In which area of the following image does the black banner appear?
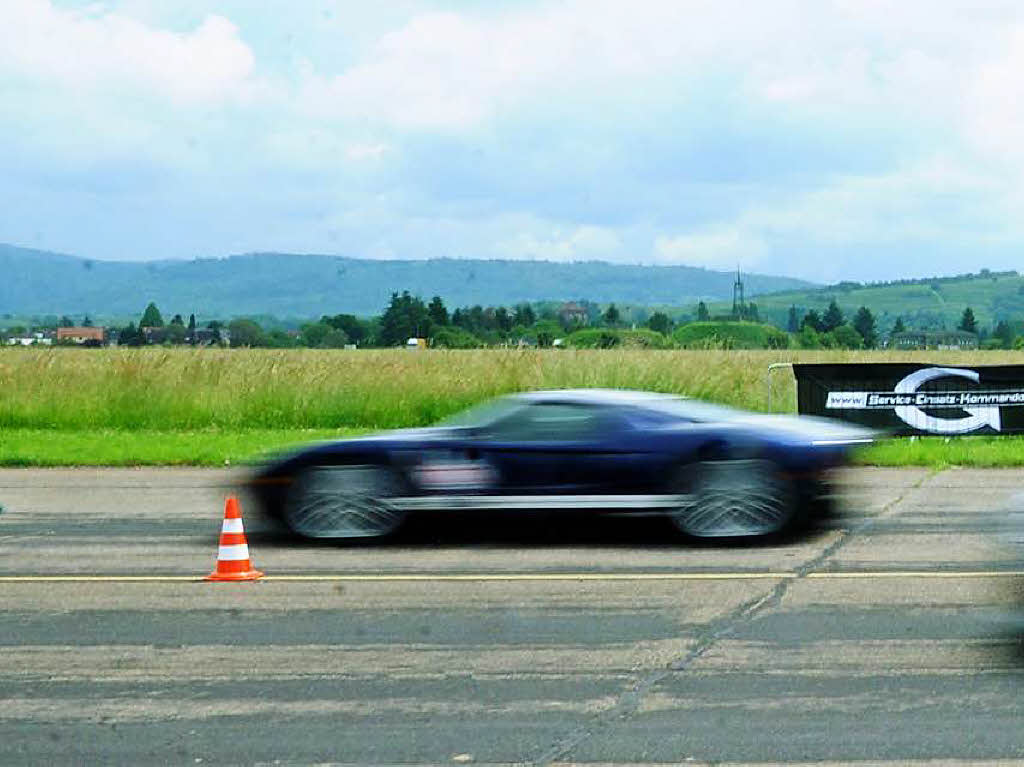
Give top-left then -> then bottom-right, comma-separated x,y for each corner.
793,363 -> 1024,436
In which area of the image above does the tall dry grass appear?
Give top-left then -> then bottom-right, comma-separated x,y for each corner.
2,347 -> 1022,430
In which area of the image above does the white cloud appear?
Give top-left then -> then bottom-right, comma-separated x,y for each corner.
0,0 -> 256,104
495,225 -> 621,261
653,160 -> 1014,280
345,142 -> 390,161
655,230 -> 767,270
294,1 -> 741,130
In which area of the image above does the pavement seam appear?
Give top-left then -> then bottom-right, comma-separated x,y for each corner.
531,469 -> 939,766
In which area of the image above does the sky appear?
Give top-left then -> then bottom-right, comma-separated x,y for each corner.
2,0 -> 1024,283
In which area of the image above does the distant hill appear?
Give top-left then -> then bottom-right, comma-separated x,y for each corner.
712,270 -> 1024,332
0,244 -> 814,318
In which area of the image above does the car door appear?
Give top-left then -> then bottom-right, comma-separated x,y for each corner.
471,401 -> 645,494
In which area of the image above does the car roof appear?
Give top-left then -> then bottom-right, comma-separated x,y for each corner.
509,388 -> 689,407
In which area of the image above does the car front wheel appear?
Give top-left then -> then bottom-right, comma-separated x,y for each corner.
284,465 -> 407,539
669,459 -> 795,538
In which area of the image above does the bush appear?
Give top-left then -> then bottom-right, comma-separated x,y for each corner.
829,324 -> 863,350
672,322 -> 789,350
564,329 -> 619,348
563,328 -> 674,349
431,327 -> 483,349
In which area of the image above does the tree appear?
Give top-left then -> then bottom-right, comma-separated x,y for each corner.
532,320 -> 561,348
264,329 -> 299,348
59,315 -> 74,327
170,314 -> 185,326
822,300 -> 844,332
187,314 -> 197,345
786,305 -> 799,333
744,303 -> 759,322
802,309 -> 824,333
82,315 -> 93,327
852,306 -> 878,349
832,324 -> 863,349
431,326 -> 482,349
322,314 -> 368,346
602,303 -> 621,327
892,316 -> 906,334
958,307 -> 977,334
228,318 -> 266,347
646,311 -> 673,335
118,322 -> 144,347
514,303 -> 536,327
205,320 -> 223,345
427,296 -> 449,327
994,320 -> 1015,349
494,306 -> 513,332
696,301 -> 710,322
796,325 -> 822,349
164,323 -> 187,345
379,291 -> 431,346
140,302 -> 164,328
302,321 -> 348,348
322,328 -> 351,348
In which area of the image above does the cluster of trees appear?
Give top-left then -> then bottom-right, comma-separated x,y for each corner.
379,293 -> 563,348
115,303 -> 222,347
783,300 -> 879,349
693,301 -> 759,323
99,294 -> 700,349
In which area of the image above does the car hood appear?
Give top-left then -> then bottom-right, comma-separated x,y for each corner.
353,426 -> 464,443
721,413 -> 878,445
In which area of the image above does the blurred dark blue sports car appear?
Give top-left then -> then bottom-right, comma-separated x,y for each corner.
247,389 -> 873,540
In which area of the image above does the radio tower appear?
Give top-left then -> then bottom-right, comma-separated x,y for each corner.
732,267 -> 746,320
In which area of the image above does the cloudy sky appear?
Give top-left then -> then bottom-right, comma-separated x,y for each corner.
3,0 -> 1024,282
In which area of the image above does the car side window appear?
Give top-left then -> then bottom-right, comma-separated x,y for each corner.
480,403 -> 613,441
623,407 -> 693,428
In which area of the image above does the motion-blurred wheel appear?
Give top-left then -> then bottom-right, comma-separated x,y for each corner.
284,465 -> 407,538
670,459 -> 795,537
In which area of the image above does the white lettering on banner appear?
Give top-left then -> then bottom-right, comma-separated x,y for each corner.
826,392 -> 868,409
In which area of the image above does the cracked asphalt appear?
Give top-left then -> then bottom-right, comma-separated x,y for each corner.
0,466 -> 1022,765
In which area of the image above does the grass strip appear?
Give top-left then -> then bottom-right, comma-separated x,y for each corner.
855,435 -> 1024,468
2,429 -> 1024,468
0,428 -> 369,467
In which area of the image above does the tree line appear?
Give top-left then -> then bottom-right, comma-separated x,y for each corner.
6,294 -> 1020,350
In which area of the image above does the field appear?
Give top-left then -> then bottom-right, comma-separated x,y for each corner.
2,346 -> 1024,466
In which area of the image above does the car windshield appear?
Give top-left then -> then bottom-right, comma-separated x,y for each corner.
638,396 -> 745,423
436,396 -> 528,428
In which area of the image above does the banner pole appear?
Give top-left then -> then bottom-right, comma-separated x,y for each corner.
766,362 -> 794,413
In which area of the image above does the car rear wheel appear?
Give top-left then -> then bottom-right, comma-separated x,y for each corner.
284,465 -> 407,539
670,459 -> 795,538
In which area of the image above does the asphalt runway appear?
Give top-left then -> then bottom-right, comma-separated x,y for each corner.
0,466 -> 1022,765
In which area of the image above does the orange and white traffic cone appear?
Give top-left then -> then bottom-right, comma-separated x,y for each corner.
206,496 -> 264,581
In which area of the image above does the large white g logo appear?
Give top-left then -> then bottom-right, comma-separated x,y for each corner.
893,367 -> 1001,434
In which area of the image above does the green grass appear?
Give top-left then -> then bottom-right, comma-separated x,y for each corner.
2,429 -> 1022,468
3,347 -> 1024,466
855,436 -> 1024,468
0,428 -> 369,467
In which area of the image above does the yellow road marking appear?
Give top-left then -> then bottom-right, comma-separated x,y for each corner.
805,570 -> 1024,579
0,570 -> 1020,583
